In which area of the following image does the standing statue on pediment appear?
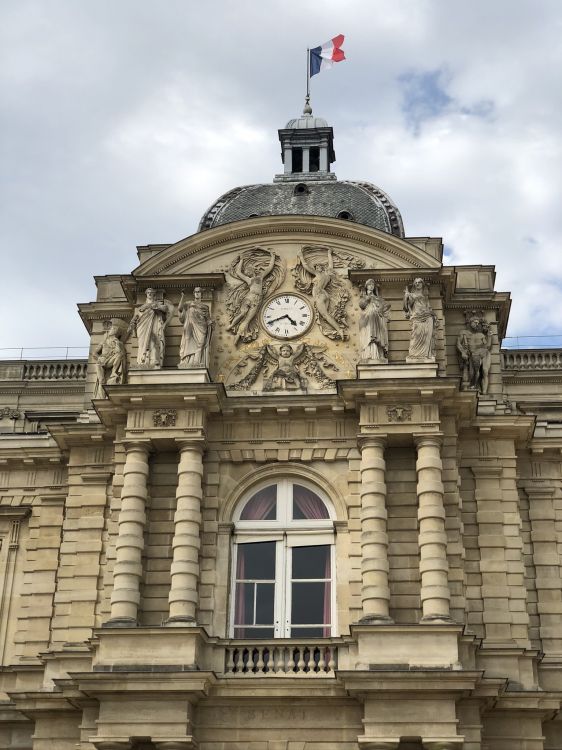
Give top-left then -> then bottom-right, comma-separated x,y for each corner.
359,279 -> 391,363
403,278 -> 437,362
127,288 -> 174,368
226,248 -> 284,344
457,310 -> 492,394
293,247 -> 363,341
93,319 -> 128,398
178,287 -> 213,369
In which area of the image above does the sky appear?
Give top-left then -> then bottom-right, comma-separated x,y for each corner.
2,0 -> 562,356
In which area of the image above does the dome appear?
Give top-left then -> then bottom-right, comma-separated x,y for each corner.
198,180 -> 404,237
285,114 -> 329,129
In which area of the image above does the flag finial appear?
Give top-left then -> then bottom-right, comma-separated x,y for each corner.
303,95 -> 312,116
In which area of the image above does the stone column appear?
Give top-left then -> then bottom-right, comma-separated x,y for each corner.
359,435 -> 392,622
107,441 -> 150,626
166,440 -> 204,625
414,434 -> 451,622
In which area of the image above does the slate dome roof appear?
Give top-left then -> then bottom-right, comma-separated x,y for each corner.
198,180 -> 405,237
285,114 -> 329,129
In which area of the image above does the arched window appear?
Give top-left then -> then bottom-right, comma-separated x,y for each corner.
231,479 -> 335,639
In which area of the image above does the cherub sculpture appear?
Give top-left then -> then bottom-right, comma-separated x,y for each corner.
226,248 -> 284,344
263,343 -> 308,392
230,342 -> 338,392
457,311 -> 492,394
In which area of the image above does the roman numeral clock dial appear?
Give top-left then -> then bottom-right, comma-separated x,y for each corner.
262,294 -> 313,339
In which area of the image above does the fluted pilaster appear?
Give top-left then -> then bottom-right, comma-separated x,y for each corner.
359,435 -> 392,623
166,440 -> 204,624
415,434 -> 451,622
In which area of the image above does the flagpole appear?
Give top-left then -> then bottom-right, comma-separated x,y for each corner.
306,47 -> 310,106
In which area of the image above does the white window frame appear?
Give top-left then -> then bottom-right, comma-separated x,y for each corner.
230,479 -> 336,639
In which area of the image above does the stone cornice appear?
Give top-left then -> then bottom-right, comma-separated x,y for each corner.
133,216 -> 443,277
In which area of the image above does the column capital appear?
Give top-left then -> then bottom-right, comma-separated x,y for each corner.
413,432 -> 443,449
358,434 -> 387,451
122,438 -> 152,454
175,438 -> 206,453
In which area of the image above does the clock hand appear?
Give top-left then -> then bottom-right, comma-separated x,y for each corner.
269,314 -> 294,325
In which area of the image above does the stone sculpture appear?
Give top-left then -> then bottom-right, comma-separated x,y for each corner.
178,287 -> 213,369
403,278 -> 437,363
358,279 -> 391,363
231,342 -> 338,392
457,310 -> 492,394
93,318 -> 128,398
127,288 -> 174,369
293,247 -> 347,340
226,248 -> 284,344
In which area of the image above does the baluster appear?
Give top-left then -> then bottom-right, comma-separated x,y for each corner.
287,648 -> 296,672
307,647 -> 316,672
256,647 -> 265,672
275,646 -> 286,673
297,647 -> 306,673
317,647 -> 326,673
226,648 -> 235,674
327,648 -> 336,672
246,647 -> 255,673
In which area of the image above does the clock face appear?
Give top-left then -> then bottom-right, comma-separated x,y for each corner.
262,294 -> 313,339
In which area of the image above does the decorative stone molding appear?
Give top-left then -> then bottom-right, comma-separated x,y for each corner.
0,407 -> 20,419
386,405 -> 412,423
153,409 -> 177,428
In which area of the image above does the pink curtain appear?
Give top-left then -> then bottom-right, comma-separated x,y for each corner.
240,486 -> 276,520
293,485 -> 329,519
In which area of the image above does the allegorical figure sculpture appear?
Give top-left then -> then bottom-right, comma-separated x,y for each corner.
127,288 -> 174,368
293,246 -> 361,340
457,311 -> 492,394
263,343 -> 308,392
359,279 -> 391,363
93,318 -> 128,398
226,248 -> 283,344
178,287 -> 213,369
403,278 -> 437,362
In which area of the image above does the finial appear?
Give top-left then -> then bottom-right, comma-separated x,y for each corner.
303,95 -> 312,116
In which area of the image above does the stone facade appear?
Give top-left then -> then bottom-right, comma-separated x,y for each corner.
1,113 -> 562,750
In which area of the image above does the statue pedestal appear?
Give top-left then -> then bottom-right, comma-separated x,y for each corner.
128,368 -> 210,385
357,363 -> 438,380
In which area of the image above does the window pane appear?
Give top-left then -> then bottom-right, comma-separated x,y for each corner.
234,627 -> 275,639
292,485 -> 329,520
234,583 -> 254,625
290,626 -> 326,638
255,583 -> 274,624
291,582 -> 327,625
238,541 -> 276,580
292,545 -> 330,580
240,486 -> 277,520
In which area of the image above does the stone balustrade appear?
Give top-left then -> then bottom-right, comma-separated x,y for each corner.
501,348 -> 562,371
23,359 -> 88,380
224,642 -> 339,676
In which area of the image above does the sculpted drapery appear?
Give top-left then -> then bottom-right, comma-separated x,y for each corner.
359,279 -> 391,363
178,287 -> 213,368
403,278 -> 437,362
128,288 -> 174,368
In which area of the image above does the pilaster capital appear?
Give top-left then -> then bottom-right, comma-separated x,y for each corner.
357,434 -> 387,451
413,432 -> 443,450
520,479 -> 556,498
470,462 -> 503,479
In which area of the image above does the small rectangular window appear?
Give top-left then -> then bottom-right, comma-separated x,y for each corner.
292,148 -> 303,172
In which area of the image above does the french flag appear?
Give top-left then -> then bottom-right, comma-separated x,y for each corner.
309,35 -> 345,77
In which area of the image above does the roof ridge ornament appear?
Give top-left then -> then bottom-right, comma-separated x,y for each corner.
303,95 -> 313,116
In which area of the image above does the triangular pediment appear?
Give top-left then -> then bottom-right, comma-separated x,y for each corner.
133,216 -> 442,277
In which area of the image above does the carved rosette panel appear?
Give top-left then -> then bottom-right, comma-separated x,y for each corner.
153,409 -> 177,428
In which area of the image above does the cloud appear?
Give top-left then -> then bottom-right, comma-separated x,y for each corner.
1,0 -> 562,353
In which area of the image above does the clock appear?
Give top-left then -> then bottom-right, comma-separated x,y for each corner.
262,294 -> 313,339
